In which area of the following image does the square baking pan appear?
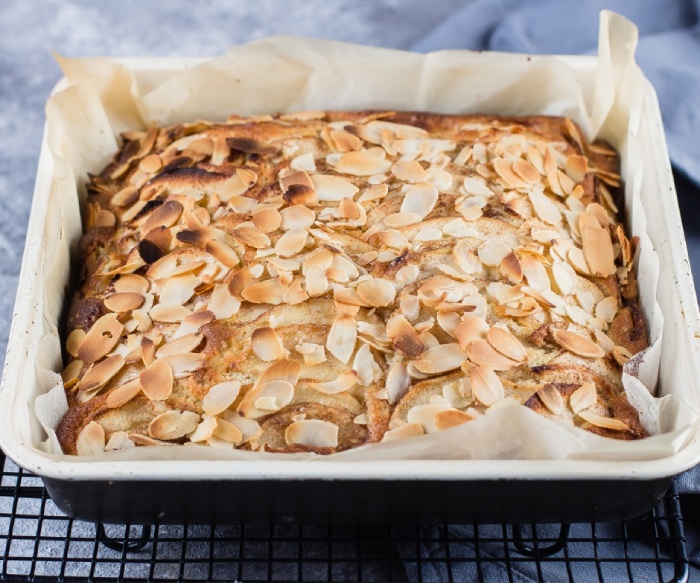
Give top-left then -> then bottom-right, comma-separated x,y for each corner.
1,52 -> 700,526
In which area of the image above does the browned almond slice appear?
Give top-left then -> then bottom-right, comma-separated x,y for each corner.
512,158 -> 541,184
550,329 -> 605,358
79,354 -> 125,394
578,410 -> 630,432
141,337 -> 156,367
105,378 -> 142,408
148,410 -> 200,440
285,419 -> 339,448
466,339 -> 520,371
283,278 -> 310,305
173,310 -> 214,339
493,158 -> 527,188
129,433 -> 175,447
149,303 -> 191,323
140,359 -> 174,401
202,380 -> 242,416
211,417 -> 244,444
104,292 -> 144,313
381,422 -> 425,442
161,352 -> 206,379
528,189 -> 561,225
254,359 -> 301,389
334,151 -> 391,176
139,153 -> 162,174
208,283 -> 241,319
76,421 -> 105,456
111,185 -> 139,207
252,207 -> 282,234
141,201 -> 183,234
241,278 -> 288,305
252,327 -> 287,361
274,228 -> 308,257
537,383 -> 565,413
94,210 -> 116,228
280,170 -> 314,191
499,252 -> 523,284
61,359 -> 83,389
78,313 -> 124,364
232,223 -> 271,250
66,329 -> 86,358
308,371 -> 358,395
238,380 -> 295,419
569,382 -> 598,413
477,240 -> 511,267
391,160 -> 431,183
486,327 -> 527,362
435,409 -> 474,431
155,333 -> 203,359
356,277 -> 396,307
330,129 -> 363,152
326,315 -> 357,364
113,274 -> 149,294
283,184 -> 318,206
454,316 -> 489,351
470,365 -> 505,406
205,240 -> 239,268
334,286 -> 371,308
565,154 -> 588,183
311,174 -> 359,201
386,313 -> 424,358
400,182 -> 438,218
413,343 -> 466,374
581,226 -> 616,277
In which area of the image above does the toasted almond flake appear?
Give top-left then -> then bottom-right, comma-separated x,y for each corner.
217,169 -> 257,200
477,239 -> 511,267
567,247 -> 591,275
137,336 -> 154,367
254,359 -> 301,390
329,128 -> 363,152
326,315 -> 357,364
499,252 -> 523,284
353,343 -> 381,386
239,380 -> 295,419
149,303 -> 191,323
512,158 -> 541,183
453,241 -> 483,274
141,200 -> 182,234
470,365 -> 505,406
528,189 -> 561,225
161,352 -> 206,379
94,210 -> 116,227
78,313 -> 124,365
148,410 -> 200,441
386,313 -> 425,358
232,223 -> 271,249
581,226 -> 616,277
290,152 -> 316,172
391,160 -> 431,182
537,384 -> 565,413
79,355 -> 126,398
493,158 -> 527,188
250,208 -> 281,234
356,277 -> 396,307
241,278 -> 288,305
520,254 -> 551,292
302,264 -> 327,297
551,329 -> 605,358
395,264 -> 420,287
208,283 -> 241,320
251,327 -> 287,361
569,382 -> 597,414
105,378 -> 142,408
333,150 -> 391,176
400,182 -> 438,218
203,240 -> 239,269
311,174 -> 359,201
595,296 -> 618,323
61,359 -> 83,389
188,417 -> 217,442
129,433 -> 174,447
381,361 -> 409,404
381,422 -> 425,441
285,419 -> 339,448
173,310 -> 214,339
202,380 -> 242,416
565,154 -> 588,183
159,272 -> 200,306
222,412 -> 263,443
295,343 -> 326,366
466,339 -> 520,371
578,410 -> 630,431
436,311 -> 462,337
413,343 -> 466,374
612,345 -> 634,366
552,262 -> 574,295
406,403 -> 452,433
274,228 -> 308,257
359,183 -> 389,203
383,212 -> 423,227
139,359 -> 174,401
155,333 -> 203,359
76,421 -> 105,456
435,409 -> 474,431
66,329 -> 86,358
113,274 -> 149,294
105,431 -> 135,451
443,218 -> 478,238
111,185 -> 139,207
309,370 -> 358,394
227,196 -> 259,214
282,278 -> 309,305
104,292 -> 144,314
486,326 -> 527,362
413,226 -> 443,242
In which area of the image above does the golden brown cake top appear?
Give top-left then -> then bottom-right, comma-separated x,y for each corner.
57,110 -> 648,456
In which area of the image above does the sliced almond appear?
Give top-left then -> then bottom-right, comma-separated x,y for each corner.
385,361 -> 411,404
486,327 -> 528,363
493,158 -> 527,188
76,421 -> 105,456
290,152 -> 317,172
311,174 -> 359,201
232,223 -> 271,249
334,151 -> 391,176
400,182 -> 438,218
173,310 -> 214,339
569,382 -> 597,413
217,168 -> 257,200
252,327 -> 287,361
283,278 -> 310,305
454,316 -> 489,351
252,208 -> 282,234
356,277 -> 396,308
578,410 -> 630,432
105,431 -> 136,451
238,380 -> 295,419
413,343 -> 466,374
391,160 -> 431,183
478,239 -> 511,267
208,283 -> 241,319
140,359 -> 174,401
204,240 -> 240,268
435,409 -> 474,431
386,313 -> 425,358
581,226 -> 616,277
105,378 -> 142,408
241,278 -> 287,305
466,339 -> 520,371
305,264 -> 329,297
78,313 -> 124,365
537,383 -> 565,413
550,329 -> 605,358
149,303 -> 191,323
330,129 -> 363,152
222,412 -> 263,444
155,333 -> 203,359
66,329 -> 86,358
499,252 -> 523,284
104,292 -> 144,313
280,170 -> 314,191
161,352 -> 206,379
79,354 -> 125,394
470,365 -> 505,406
141,200 -> 183,234
202,380 -> 242,416
254,359 -> 301,389
612,345 -> 634,366
61,359 -> 83,389
528,189 -> 561,225
295,343 -> 326,366
512,158 -> 541,184
520,255 -> 551,292
274,228 -> 308,258
381,422 -> 425,442
148,410 -> 200,441
326,315 -> 357,364
309,370 -> 358,394
114,274 -> 149,294
283,184 -> 318,206
285,419 -> 339,448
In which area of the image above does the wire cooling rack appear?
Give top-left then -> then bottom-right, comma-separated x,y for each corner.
0,451 -> 689,582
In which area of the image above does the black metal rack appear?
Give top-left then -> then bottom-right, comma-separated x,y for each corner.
0,452 -> 689,582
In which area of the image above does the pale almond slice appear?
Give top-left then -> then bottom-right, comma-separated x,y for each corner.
413,343 -> 466,374
173,310 -> 214,339
326,315 -> 357,364
512,158 -> 541,184
466,339 -> 520,371
114,274 -> 149,294
79,354 -> 125,394
381,422 -> 425,442
211,417 -> 244,443
333,151 -> 391,176
66,329 -> 86,358
283,278 -> 310,305
477,239 -> 511,267
520,255 -> 551,292
356,277 -> 396,307
252,327 -> 287,361
330,129 -> 363,152
486,327 -> 527,363
550,329 -> 605,358
285,419 -> 339,448
528,189 -> 562,225
105,431 -> 136,451
295,343 -> 326,366
595,296 -> 618,323
208,283 -> 241,319
383,212 -> 423,227
499,252 -> 523,284
148,410 -> 200,441
159,273 -> 199,306
537,383 -> 565,413
155,333 -> 203,359
205,240 -> 240,269
470,365 -> 505,406
385,361 -> 411,404
358,183 -> 389,203
129,434 -> 174,447
454,316 -> 489,351
222,412 -> 263,444
406,403 -> 452,433
161,352 -> 206,379
400,182 -> 438,218
578,410 -> 630,432
61,359 -> 83,389
552,262 -> 574,295
76,421 -> 105,456
453,241 -> 483,274
238,380 -> 295,419
149,303 -> 191,323
290,152 -> 316,172
386,313 -> 425,358
232,223 -> 271,249
567,247 -> 591,275
569,382 -> 598,413
308,370 -> 358,394
612,345 -> 634,366
253,359 -> 301,389
202,381 -> 242,416
78,313 -> 124,364
228,196 -> 259,214
252,207 -> 282,234
274,228 -> 308,257
581,226 -> 616,277
104,292 -> 144,313
566,154 -> 588,183
391,160 -> 431,183
140,359 -> 174,401
436,311 -> 461,337
188,417 -> 217,442
311,174 -> 359,201
105,378 -> 142,408
241,278 -> 288,305
217,168 -> 258,200
305,264 -> 329,297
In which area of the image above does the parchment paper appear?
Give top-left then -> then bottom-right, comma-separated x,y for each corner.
32,11 -> 700,462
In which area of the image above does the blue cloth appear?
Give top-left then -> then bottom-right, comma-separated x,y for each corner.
410,0 -> 700,186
